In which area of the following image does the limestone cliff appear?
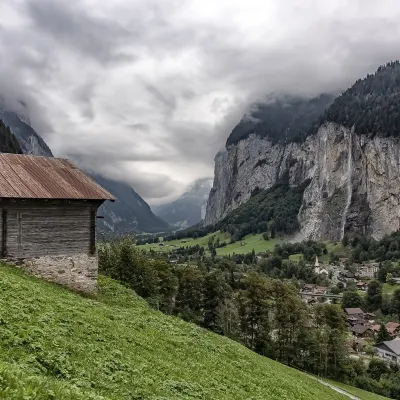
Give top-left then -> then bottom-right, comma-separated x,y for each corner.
205,122 -> 400,241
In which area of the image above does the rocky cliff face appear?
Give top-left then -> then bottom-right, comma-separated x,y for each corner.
205,122 -> 400,241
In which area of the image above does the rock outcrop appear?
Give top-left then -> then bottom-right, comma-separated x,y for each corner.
205,122 -> 400,241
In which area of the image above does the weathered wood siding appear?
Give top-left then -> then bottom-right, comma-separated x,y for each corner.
5,202 -> 96,258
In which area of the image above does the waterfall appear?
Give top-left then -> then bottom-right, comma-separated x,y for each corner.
341,130 -> 353,238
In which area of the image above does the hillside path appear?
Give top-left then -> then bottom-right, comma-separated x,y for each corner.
316,378 -> 360,400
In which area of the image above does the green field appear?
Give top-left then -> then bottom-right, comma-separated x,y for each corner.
138,230 -> 230,252
383,282 -> 400,294
137,231 -> 283,256
0,264 -> 373,399
325,379 -> 390,400
137,232 -> 349,262
217,233 -> 282,255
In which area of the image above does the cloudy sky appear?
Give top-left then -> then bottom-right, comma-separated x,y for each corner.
1,0 -> 400,204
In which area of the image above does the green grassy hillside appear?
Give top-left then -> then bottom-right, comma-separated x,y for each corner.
323,379 -> 390,400
0,265 -> 374,400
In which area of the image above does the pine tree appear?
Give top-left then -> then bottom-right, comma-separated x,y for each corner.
376,324 -> 391,343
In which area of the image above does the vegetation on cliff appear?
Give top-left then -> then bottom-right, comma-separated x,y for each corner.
314,61 -> 400,137
216,177 -> 311,241
0,119 -> 22,154
226,93 -> 334,146
226,61 -> 400,150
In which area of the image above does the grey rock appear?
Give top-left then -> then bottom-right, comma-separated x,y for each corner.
205,122 -> 400,241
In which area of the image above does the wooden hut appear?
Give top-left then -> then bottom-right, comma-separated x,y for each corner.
0,153 -> 115,291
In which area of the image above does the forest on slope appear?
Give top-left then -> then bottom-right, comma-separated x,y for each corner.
312,61 -> 400,137
226,61 -> 400,149
226,93 -> 334,146
0,119 -> 22,154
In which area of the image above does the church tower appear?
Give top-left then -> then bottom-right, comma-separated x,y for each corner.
314,255 -> 320,274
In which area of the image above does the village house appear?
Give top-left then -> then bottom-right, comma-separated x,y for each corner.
356,264 -> 379,279
339,270 -> 355,281
386,322 -> 400,338
299,284 -> 341,304
375,338 -> 400,364
345,308 -> 364,318
356,281 -> 368,291
345,308 -> 367,326
0,154 -> 114,292
349,324 -> 374,339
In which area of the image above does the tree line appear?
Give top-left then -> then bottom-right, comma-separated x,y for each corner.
312,61 -> 400,138
0,119 -> 22,154
98,238 -> 400,398
343,231 -> 400,263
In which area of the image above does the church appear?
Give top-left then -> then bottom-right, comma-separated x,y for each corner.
314,256 -> 328,276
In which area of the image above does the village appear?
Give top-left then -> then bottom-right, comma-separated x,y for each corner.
299,256 -> 400,365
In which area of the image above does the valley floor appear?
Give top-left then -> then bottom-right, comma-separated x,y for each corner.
138,231 -> 284,256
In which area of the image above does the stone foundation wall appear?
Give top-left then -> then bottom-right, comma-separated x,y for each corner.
13,253 -> 98,292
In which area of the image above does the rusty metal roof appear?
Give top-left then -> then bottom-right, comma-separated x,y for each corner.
0,154 -> 115,201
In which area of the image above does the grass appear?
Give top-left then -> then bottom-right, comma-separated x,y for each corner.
0,264 -> 367,400
137,231 -> 283,256
324,379 -> 390,400
137,232 -> 349,264
289,253 -> 303,262
216,234 -> 282,256
382,283 -> 400,295
137,230 -> 230,253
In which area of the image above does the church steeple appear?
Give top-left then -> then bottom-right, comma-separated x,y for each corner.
314,256 -> 320,274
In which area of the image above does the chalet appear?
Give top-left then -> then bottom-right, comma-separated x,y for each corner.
344,308 -> 364,318
0,154 -> 114,292
349,324 -> 374,339
375,338 -> 400,364
356,281 -> 368,291
386,322 -> 400,337
340,270 -> 355,279
353,337 -> 367,353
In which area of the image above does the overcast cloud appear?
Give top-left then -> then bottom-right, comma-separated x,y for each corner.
1,0 -> 400,204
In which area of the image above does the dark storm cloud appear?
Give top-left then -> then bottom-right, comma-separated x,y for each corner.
2,0 -> 400,203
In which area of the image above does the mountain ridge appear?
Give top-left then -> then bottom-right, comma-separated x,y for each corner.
91,174 -> 171,234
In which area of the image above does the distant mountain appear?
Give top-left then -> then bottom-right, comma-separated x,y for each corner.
0,108 -> 53,156
154,178 -> 213,229
0,104 -> 169,235
91,175 -> 171,235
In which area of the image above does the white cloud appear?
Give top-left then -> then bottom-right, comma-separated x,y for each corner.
1,0 -> 400,204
